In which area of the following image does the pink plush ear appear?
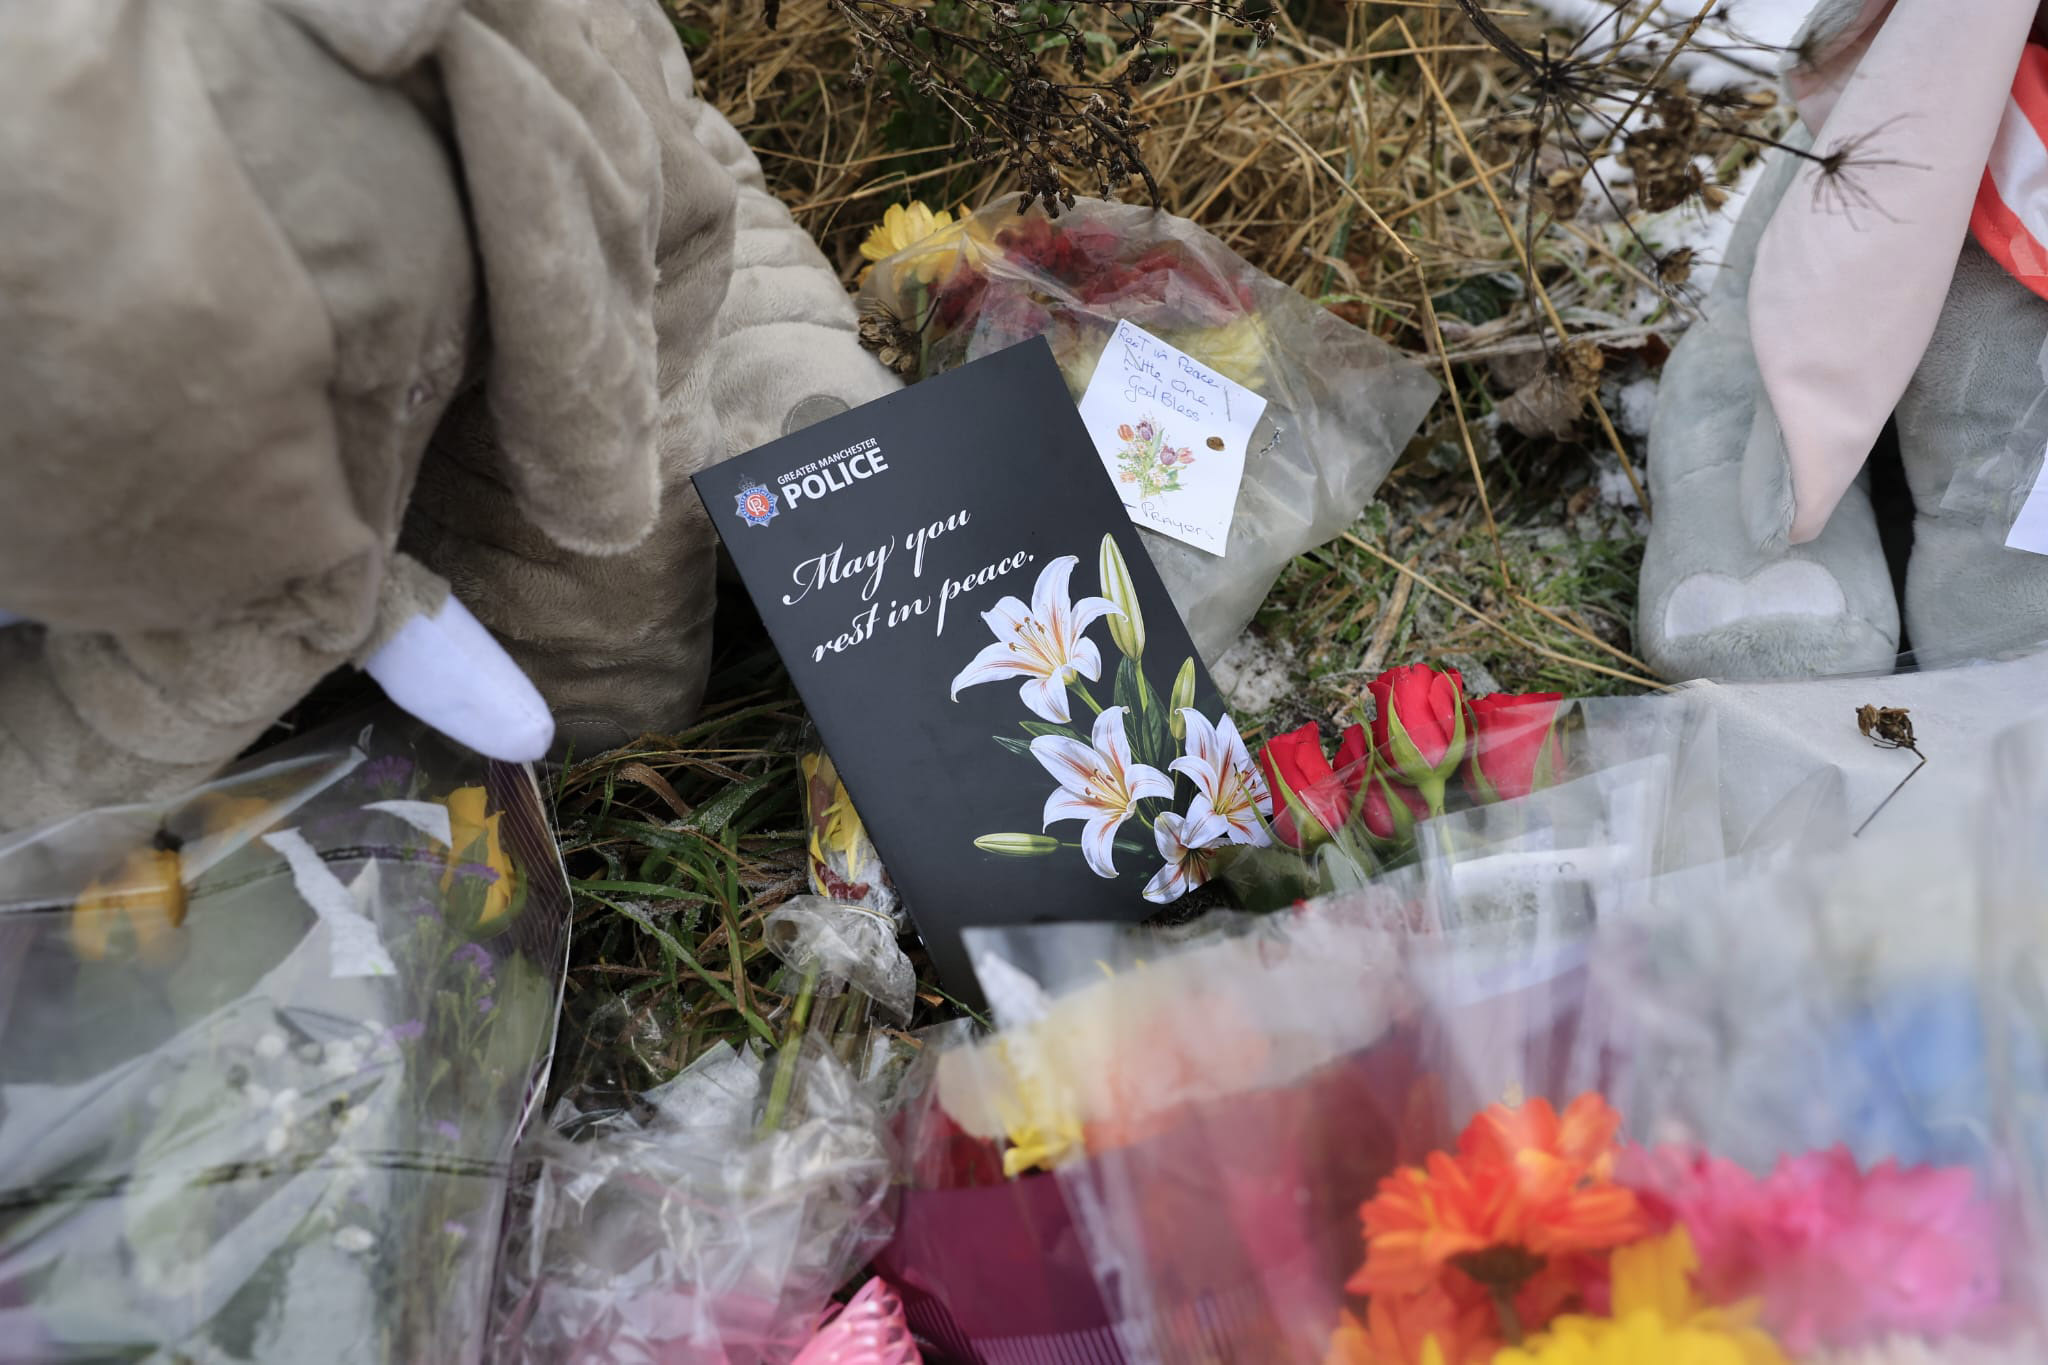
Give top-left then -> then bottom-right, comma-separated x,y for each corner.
1749,0 -> 2038,545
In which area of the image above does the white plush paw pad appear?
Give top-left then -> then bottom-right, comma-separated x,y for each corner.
1662,560 -> 1849,640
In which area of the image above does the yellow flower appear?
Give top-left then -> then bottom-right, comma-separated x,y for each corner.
859,200 -> 963,284
441,786 -> 518,931
801,752 -> 867,866
1493,1230 -> 1788,1365
990,1035 -> 1085,1177
1175,315 -> 1269,388
68,792 -> 280,965
70,842 -> 186,966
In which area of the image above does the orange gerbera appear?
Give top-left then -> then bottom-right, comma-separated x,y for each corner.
1326,1284 -> 1500,1365
1349,1094 -> 1651,1303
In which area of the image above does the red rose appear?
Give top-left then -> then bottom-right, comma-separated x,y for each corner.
1367,665 -> 1469,804
1465,692 -> 1566,803
1362,765 -> 1429,843
1257,721 -> 1369,849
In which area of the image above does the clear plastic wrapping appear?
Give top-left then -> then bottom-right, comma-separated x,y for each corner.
0,711 -> 570,1362
913,672 -> 2048,1363
859,197 -> 1440,664
489,1036 -> 896,1365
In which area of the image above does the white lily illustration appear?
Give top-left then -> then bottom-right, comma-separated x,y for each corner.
1143,794 -> 1231,903
950,555 -> 1120,724
1169,708 -> 1273,846
1032,706 -> 1173,878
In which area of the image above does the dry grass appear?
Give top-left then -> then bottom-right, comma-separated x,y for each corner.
548,0 -> 1766,1094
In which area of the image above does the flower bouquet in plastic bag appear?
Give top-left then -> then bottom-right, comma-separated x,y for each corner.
1307,786 -> 2045,1365
874,882 -> 1425,1364
0,710 -> 570,1362
1230,662 -> 1724,909
857,197 -> 1439,662
487,730 -> 918,1365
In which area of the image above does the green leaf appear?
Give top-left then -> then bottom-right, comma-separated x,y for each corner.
1112,657 -> 1170,769
1019,721 -> 1082,741
681,770 -> 783,841
994,735 -> 1035,758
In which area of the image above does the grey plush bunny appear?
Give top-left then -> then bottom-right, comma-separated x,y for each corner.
1638,0 -> 2048,680
0,0 -> 896,830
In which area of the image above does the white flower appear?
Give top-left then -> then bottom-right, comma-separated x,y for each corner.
255,1031 -> 288,1061
269,1087 -> 300,1116
950,555 -> 1119,724
1032,707 -> 1173,878
1143,795 -> 1232,903
264,1126 -> 290,1156
242,1082 -> 273,1110
323,1042 -> 361,1077
1169,708 -> 1272,846
333,1225 -> 374,1254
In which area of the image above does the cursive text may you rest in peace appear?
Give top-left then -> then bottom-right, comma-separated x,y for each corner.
779,509 -> 1034,662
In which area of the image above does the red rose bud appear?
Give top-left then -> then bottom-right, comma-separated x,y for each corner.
1257,721 -> 1368,849
1367,664 -> 1469,806
1362,763 -> 1429,844
1465,692 -> 1566,803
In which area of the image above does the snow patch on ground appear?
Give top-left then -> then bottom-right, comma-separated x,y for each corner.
1519,0 -> 1810,91
1212,633 -> 1299,716
1617,375 -> 1661,440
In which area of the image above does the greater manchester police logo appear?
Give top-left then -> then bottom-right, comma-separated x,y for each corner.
734,484 -> 779,527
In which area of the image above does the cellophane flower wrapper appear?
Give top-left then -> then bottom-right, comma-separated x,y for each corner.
1554,773 -> 2042,1360
1231,689 -> 1725,908
912,879 -> 1435,1364
1981,714 -> 2048,1333
488,1034 -> 896,1365
0,711 -> 570,1363
858,197 -> 1439,663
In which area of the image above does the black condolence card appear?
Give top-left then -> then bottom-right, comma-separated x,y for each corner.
694,339 -> 1249,1003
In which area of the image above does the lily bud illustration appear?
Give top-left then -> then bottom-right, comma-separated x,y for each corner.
1098,533 -> 1145,660
1168,657 -> 1197,739
1367,664 -> 1468,812
974,832 -> 1061,857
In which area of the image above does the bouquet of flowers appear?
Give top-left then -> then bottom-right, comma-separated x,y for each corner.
0,712 -> 569,1362
893,679 -> 2048,1365
858,196 -> 1438,664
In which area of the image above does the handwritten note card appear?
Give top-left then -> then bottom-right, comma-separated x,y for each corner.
1076,319 -> 1268,556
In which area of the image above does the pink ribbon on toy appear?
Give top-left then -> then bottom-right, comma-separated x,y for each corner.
1749,0 -> 2039,544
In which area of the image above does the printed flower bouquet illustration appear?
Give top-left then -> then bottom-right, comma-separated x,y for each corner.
1111,417 -> 1197,499
952,535 -> 1269,903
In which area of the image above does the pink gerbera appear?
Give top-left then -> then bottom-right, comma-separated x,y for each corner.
1623,1144 -> 2004,1354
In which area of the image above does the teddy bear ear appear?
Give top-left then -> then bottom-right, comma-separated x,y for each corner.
362,594 -> 555,764
1785,0 -> 1898,129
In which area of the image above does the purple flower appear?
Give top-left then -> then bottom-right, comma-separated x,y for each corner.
1135,419 -> 1156,442
476,997 -> 495,1016
443,1220 -> 469,1242
385,1019 -> 425,1045
452,943 -> 495,981
432,1119 -> 461,1142
453,862 -> 500,886
358,756 -> 415,791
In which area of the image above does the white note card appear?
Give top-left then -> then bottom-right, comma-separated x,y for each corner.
2006,446 -> 2048,555
1076,319 -> 1268,556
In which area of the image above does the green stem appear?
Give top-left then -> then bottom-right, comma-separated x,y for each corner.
1071,681 -> 1105,716
1491,1283 -> 1524,1347
759,959 -> 822,1135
